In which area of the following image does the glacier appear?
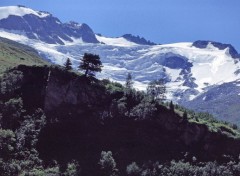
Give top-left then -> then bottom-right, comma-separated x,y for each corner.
0,29 -> 239,104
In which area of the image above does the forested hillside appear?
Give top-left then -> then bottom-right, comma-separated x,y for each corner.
1,65 -> 240,176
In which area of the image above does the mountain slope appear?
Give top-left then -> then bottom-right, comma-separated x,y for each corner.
0,36 -> 48,73
183,79 -> 240,124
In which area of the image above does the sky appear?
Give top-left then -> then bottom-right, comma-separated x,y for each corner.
1,0 -> 240,50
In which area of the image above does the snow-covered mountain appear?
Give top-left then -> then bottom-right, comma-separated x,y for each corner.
0,5 -> 239,122
0,5 -> 98,44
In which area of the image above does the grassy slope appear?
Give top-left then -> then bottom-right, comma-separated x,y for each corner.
173,106 -> 240,139
0,37 -> 49,73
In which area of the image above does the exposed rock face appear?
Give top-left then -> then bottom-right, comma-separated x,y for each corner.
43,67 -> 109,119
14,65 -> 108,117
63,22 -> 99,43
161,55 -> 192,69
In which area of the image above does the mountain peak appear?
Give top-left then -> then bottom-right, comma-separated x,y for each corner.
0,5 -> 50,20
0,6 -> 99,45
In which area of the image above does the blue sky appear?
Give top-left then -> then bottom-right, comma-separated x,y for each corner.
1,0 -> 240,50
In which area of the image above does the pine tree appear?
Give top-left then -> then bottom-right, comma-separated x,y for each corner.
183,111 -> 188,121
125,73 -> 133,92
79,53 -> 102,76
64,58 -> 72,71
169,101 -> 174,112
124,73 -> 134,116
147,79 -> 166,102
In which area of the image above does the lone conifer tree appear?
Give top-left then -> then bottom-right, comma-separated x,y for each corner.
147,79 -> 166,102
125,73 -> 134,91
79,53 -> 102,76
64,58 -> 72,71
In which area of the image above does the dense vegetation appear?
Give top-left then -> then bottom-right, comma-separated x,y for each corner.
0,64 -> 240,175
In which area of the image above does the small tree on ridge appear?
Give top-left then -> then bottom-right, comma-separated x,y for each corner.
64,58 -> 72,71
79,53 -> 102,77
125,73 -> 134,94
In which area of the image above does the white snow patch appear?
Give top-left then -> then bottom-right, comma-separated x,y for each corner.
56,21 -> 61,25
33,33 -> 39,39
61,37 -> 84,46
96,35 -> 138,47
189,95 -> 196,101
0,29 -> 28,42
134,81 -> 147,91
161,42 -> 193,48
32,43 -> 67,65
206,42 -> 220,51
164,67 -> 182,82
0,6 -> 49,20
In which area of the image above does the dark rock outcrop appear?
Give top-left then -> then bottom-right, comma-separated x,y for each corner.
160,53 -> 192,69
122,34 -> 156,45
